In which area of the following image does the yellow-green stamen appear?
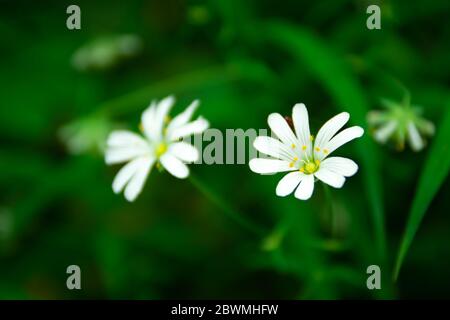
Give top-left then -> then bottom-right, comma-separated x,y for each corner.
300,159 -> 320,174
155,143 -> 168,157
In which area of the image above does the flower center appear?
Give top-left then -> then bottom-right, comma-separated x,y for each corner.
155,142 -> 167,157
300,160 -> 320,174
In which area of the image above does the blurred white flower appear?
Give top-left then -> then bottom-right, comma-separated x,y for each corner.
249,104 -> 364,201
105,96 -> 209,202
59,114 -> 112,155
367,97 -> 435,152
72,34 -> 143,71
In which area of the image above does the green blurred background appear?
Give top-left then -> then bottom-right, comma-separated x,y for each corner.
1,0 -> 450,299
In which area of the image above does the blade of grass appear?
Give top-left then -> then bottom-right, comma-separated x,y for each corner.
265,21 -> 387,265
393,105 -> 450,280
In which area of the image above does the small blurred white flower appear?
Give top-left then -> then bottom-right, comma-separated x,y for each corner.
59,114 -> 112,155
249,104 -> 364,201
72,34 -> 143,72
367,97 -> 435,152
105,96 -> 209,202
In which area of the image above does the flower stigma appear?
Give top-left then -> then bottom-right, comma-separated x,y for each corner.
155,142 -> 168,157
300,159 -> 321,174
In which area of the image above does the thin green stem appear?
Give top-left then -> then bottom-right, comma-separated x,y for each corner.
189,173 -> 266,236
322,183 -> 336,238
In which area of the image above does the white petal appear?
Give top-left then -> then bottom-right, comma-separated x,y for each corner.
374,121 -> 397,143
142,96 -> 175,141
314,168 -> 345,189
112,157 -> 153,194
294,174 -> 315,200
106,130 -> 147,147
407,122 -> 424,152
168,142 -> 199,163
315,112 -> 350,149
166,100 -> 199,137
367,110 -> 388,126
141,100 -> 157,140
249,158 -> 293,174
160,153 -> 189,178
168,117 -> 209,141
417,119 -> 435,136
124,157 -> 154,202
321,126 -> 364,158
105,145 -> 149,165
276,171 -> 304,197
253,136 -> 297,161
267,113 -> 298,148
292,103 -> 312,155
320,157 -> 358,177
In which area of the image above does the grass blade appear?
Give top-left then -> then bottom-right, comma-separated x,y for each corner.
394,106 -> 450,280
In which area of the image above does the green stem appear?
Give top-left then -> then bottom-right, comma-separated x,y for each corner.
322,184 -> 336,238
189,173 -> 266,236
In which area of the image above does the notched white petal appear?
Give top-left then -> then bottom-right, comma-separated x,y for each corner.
107,130 -> 147,147
160,153 -> 190,179
374,121 -> 397,144
124,158 -> 154,202
314,168 -> 345,189
267,113 -> 298,147
294,174 -> 315,200
276,171 -> 304,197
253,136 -> 296,161
168,142 -> 199,163
324,126 -> 364,156
292,103 -> 311,151
321,157 -> 358,177
407,122 -> 424,152
166,99 -> 200,136
169,117 -> 209,141
157,95 -> 176,113
112,157 -> 154,199
315,112 -> 350,149
141,100 -> 158,140
105,145 -> 149,165
249,158 -> 293,175
142,96 -> 175,141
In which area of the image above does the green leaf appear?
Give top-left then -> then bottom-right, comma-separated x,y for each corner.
265,21 -> 387,264
394,106 -> 450,280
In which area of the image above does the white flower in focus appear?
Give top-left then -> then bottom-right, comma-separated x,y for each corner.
249,104 -> 364,201
367,97 -> 435,152
105,96 -> 209,201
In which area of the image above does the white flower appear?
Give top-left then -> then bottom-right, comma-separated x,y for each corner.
367,97 -> 435,152
105,96 -> 209,201
59,113 -> 112,155
72,34 -> 143,72
249,104 -> 364,201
